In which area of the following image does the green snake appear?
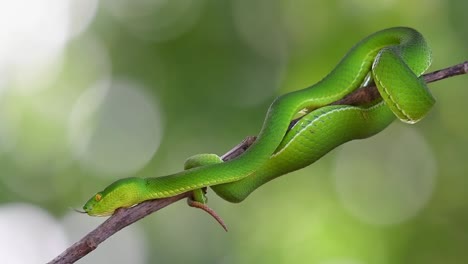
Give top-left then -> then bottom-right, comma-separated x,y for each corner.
83,27 -> 435,224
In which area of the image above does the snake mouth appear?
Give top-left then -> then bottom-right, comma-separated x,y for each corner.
70,207 -> 87,214
71,206 -> 112,216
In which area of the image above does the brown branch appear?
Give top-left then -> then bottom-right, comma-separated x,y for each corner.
332,61 -> 468,106
49,193 -> 189,264
48,61 -> 467,264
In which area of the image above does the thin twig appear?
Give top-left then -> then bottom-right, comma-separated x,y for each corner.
48,61 -> 468,264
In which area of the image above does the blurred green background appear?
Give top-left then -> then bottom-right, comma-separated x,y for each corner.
0,0 -> 467,263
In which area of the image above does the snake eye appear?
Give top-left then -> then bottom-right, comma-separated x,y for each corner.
95,193 -> 102,202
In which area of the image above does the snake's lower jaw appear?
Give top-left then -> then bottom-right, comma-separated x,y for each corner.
88,211 -> 114,217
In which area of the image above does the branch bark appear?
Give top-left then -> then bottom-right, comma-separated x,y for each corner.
48,61 -> 468,264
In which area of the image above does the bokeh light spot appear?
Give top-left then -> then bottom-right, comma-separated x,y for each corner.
68,79 -> 163,176
102,0 -> 204,42
232,0 -> 289,62
61,212 -> 147,264
0,0 -> 69,95
0,203 -> 68,264
333,124 -> 437,225
67,0 -> 99,38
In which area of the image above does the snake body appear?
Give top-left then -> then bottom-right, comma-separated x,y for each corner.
83,27 -> 434,216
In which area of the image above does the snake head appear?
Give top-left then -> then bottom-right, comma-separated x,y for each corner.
83,177 -> 146,216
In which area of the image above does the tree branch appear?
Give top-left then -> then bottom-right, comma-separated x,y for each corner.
331,61 -> 468,106
48,61 -> 467,264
